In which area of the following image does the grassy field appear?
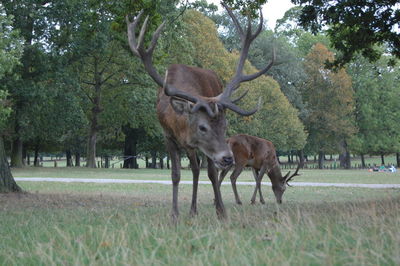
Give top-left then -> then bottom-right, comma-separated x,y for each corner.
1,168 -> 400,265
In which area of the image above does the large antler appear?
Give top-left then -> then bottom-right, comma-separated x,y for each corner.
126,11 -> 215,117
217,2 -> 276,116
283,162 -> 301,187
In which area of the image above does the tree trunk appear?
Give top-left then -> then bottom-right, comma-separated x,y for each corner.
104,155 -> 110,168
122,126 -> 139,169
380,153 -> 385,165
360,154 -> 366,168
150,151 -> 157,168
167,155 -> 170,169
396,152 -> 400,168
86,58 -> 103,168
145,156 -> 149,168
33,142 -> 40,166
66,150 -> 72,167
86,128 -> 97,168
75,152 -> 81,167
10,137 -> 24,168
22,145 -> 27,166
298,150 -> 305,168
339,140 -> 351,169
159,155 -> 164,169
0,136 -> 21,193
318,151 -> 324,169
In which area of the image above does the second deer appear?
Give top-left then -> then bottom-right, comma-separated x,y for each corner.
219,134 -> 300,205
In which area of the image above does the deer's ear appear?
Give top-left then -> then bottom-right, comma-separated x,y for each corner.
170,97 -> 193,115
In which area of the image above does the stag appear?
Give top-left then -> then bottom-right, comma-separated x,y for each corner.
218,134 -> 300,205
126,3 -> 275,219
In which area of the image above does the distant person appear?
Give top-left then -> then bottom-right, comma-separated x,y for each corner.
389,165 -> 397,173
379,165 -> 386,172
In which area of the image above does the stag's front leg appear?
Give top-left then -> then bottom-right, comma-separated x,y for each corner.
187,150 -> 200,216
208,157 -> 226,219
166,138 -> 181,220
218,164 -> 233,188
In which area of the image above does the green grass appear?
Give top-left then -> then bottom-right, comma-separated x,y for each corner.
12,166 -> 400,184
1,181 -> 400,265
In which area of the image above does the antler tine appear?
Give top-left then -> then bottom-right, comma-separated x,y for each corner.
221,2 -> 244,38
285,163 -> 302,186
136,15 -> 149,53
217,2 -> 274,116
126,11 -> 144,57
231,89 -> 249,103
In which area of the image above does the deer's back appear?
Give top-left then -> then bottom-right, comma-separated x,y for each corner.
228,134 -> 278,170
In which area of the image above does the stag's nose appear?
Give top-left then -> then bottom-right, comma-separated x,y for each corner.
223,156 -> 234,166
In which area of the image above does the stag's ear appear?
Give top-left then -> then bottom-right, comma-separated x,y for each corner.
170,97 -> 193,115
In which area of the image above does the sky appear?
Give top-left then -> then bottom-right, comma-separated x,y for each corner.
205,0 -> 295,30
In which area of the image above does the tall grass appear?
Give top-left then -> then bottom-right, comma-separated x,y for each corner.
1,182 -> 399,265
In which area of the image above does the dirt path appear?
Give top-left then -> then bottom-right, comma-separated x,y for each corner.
14,177 -> 400,189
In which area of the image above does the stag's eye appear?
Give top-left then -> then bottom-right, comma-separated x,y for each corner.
198,125 -> 208,133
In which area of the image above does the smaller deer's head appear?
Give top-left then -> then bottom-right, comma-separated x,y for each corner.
271,164 -> 301,203
171,98 -> 233,169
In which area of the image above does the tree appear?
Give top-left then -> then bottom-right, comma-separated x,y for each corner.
302,43 -> 356,168
348,55 -> 400,167
292,0 -> 400,67
0,6 -> 23,192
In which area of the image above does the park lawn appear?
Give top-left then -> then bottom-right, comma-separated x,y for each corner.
11,166 -> 400,184
1,181 -> 399,265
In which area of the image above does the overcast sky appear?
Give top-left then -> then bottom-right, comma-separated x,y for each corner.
205,0 -> 295,30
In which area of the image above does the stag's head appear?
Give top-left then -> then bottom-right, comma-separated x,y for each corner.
126,3 -> 275,169
170,98 -> 234,168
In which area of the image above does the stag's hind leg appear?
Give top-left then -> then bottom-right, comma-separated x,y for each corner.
187,150 -> 200,217
166,138 -> 181,220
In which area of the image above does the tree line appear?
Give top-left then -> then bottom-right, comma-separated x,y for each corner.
0,0 -> 399,190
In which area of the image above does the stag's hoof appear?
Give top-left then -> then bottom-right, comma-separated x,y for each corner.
250,200 -> 256,205
260,200 -> 266,204
236,200 -> 242,205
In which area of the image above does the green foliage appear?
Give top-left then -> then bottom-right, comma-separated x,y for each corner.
222,0 -> 267,18
348,55 -> 400,155
0,8 -> 23,78
0,7 -> 22,129
302,43 -> 356,154
0,90 -> 11,130
249,30 -> 308,119
292,0 -> 400,67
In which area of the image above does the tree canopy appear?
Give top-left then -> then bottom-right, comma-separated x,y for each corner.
292,0 -> 400,67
